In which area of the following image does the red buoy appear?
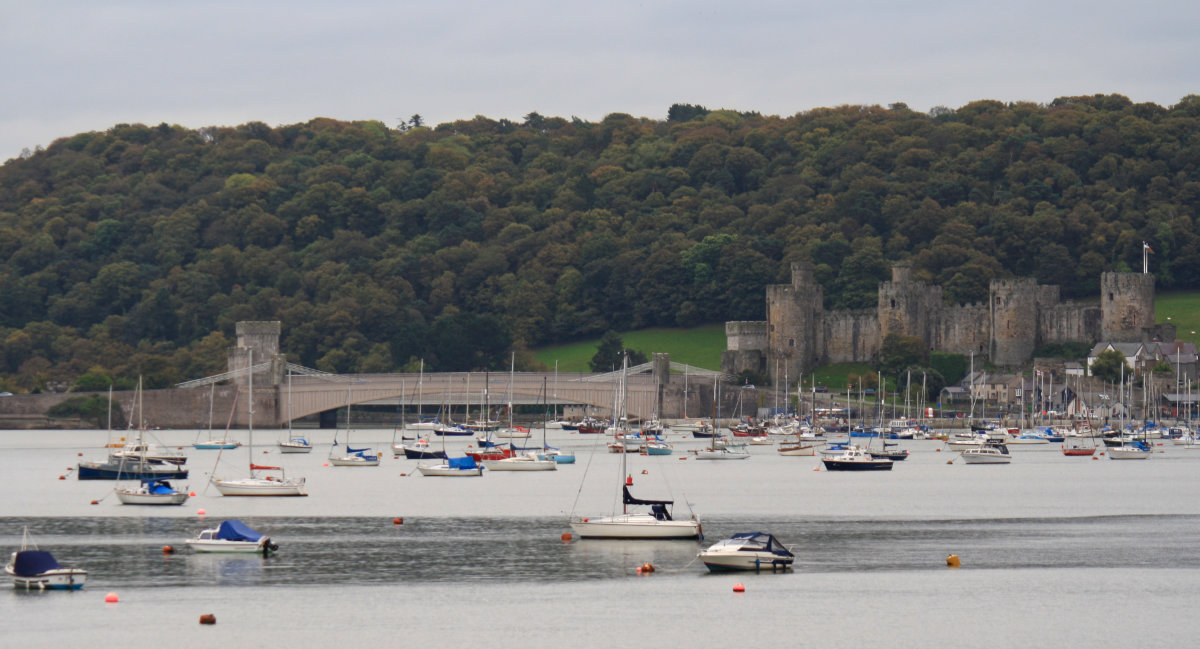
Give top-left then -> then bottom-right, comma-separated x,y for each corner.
393,517 -> 404,525
733,583 -> 745,593
162,545 -> 175,554
104,592 -> 119,603
199,613 -> 216,625
90,500 -> 99,505
640,469 -> 647,475
196,508 -> 206,516
625,475 -> 633,486
561,532 -> 572,542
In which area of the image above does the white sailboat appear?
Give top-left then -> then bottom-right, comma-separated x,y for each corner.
212,350 -> 308,496
194,383 -> 241,449
329,382 -> 380,466
569,355 -> 702,540
278,370 -> 312,453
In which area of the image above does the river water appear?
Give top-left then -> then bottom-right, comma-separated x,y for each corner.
2,427 -> 1198,648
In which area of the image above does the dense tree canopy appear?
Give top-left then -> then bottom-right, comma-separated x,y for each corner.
2,95 -> 1199,392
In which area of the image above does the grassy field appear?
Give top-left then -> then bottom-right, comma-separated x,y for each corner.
532,323 -> 727,372
1156,291 -> 1200,347
533,292 -> 1200,374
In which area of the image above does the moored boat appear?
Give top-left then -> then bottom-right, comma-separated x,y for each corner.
821,446 -> 893,471
186,520 -> 278,555
5,528 -> 87,590
698,532 -> 794,572
115,478 -> 189,505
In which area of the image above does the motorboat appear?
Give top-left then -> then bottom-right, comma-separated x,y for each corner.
961,440 -> 1012,464
482,451 -> 557,471
186,520 -> 278,555
6,528 -> 87,590
394,437 -> 447,460
109,442 -> 188,465
821,446 -> 893,471
417,456 -> 484,476
115,478 -> 189,505
77,456 -> 189,480
641,441 -> 673,456
698,532 -> 795,572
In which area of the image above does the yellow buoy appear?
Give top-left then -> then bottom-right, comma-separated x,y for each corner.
946,554 -> 961,568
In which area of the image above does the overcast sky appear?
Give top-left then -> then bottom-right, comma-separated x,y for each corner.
3,0 -> 1198,162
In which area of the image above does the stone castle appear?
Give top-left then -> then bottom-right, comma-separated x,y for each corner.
722,262 -> 1173,383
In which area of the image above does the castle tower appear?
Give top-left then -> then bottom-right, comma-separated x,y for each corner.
989,278 -> 1039,366
878,262 -> 940,346
1101,272 -> 1155,341
766,262 -> 822,384
227,321 -> 285,388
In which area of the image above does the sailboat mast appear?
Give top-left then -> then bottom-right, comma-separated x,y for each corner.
247,349 -> 254,473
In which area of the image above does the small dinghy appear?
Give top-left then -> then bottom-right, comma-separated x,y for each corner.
186,520 -> 278,555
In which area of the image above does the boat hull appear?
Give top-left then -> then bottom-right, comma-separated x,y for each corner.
1108,448 -> 1152,460
5,567 -> 87,590
277,441 -> 313,453
1062,446 -> 1097,456
212,478 -> 308,496
777,444 -> 818,456
193,441 -> 240,450
76,461 -> 188,481
961,452 -> 1011,464
569,515 -> 702,540
417,464 -> 483,476
115,490 -> 189,505
186,539 -> 270,553
328,456 -> 380,467
699,552 -> 794,572
821,458 -> 893,471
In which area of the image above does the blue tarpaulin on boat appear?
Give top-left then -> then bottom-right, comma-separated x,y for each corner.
346,445 -> 370,454
143,479 -> 176,494
215,520 -> 264,542
11,550 -> 63,576
448,456 -> 478,470
623,485 -> 673,506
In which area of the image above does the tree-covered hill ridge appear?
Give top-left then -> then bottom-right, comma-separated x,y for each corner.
2,95 -> 1199,390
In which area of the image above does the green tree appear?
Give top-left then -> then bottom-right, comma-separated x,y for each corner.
588,330 -> 647,372
879,333 -> 927,375
1089,349 -> 1130,383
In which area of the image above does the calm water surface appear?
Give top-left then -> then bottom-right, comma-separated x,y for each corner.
2,428 -> 1198,648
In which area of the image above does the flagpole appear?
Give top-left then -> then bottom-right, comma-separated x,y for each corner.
1143,241 -> 1148,274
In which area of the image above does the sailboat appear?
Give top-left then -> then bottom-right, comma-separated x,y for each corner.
569,355 -> 702,539
194,383 -> 241,449
278,369 -> 312,453
328,383 -> 380,466
695,379 -> 750,460
6,527 -> 87,590
211,350 -> 308,496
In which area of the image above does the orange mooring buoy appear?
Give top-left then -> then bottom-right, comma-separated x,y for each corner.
561,532 -> 572,542
393,517 -> 404,525
732,583 -> 745,593
199,613 -> 216,625
162,545 -> 175,554
104,592 -> 119,603
626,475 -> 633,486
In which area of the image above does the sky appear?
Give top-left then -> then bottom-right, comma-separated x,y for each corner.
3,0 -> 1198,162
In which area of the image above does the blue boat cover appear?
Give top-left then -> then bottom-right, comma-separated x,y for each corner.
150,480 -> 176,494
346,445 -> 370,454
215,520 -> 264,542
447,456 -> 478,470
623,485 -> 672,506
11,550 -> 63,576
728,532 -> 795,557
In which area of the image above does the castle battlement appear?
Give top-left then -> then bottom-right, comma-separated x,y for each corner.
724,264 -> 1163,383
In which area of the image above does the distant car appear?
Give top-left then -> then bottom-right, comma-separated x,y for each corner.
0,392 -> 12,396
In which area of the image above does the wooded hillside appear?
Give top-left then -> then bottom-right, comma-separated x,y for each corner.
2,95 -> 1199,391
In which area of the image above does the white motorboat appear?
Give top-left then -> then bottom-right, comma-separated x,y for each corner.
961,440 -> 1012,464
698,532 -> 795,572
5,528 -> 87,590
482,451 -> 557,471
115,478 -> 189,505
186,520 -> 278,554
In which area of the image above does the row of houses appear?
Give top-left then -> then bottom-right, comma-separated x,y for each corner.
1085,340 -> 1198,383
